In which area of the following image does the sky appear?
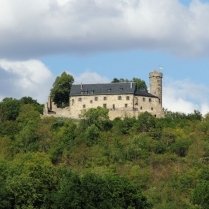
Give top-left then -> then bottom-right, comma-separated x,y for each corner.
1,0 -> 209,115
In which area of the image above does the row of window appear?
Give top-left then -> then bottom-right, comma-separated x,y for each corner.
82,104 -> 154,110
73,96 -> 152,102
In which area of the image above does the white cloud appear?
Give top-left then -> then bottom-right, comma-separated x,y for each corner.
70,70 -> 110,84
0,59 -> 54,103
1,0 -> 209,58
163,77 -> 209,115
0,62 -> 110,104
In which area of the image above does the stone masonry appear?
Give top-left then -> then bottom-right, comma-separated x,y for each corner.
44,70 -> 164,119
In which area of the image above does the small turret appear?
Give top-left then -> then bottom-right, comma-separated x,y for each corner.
149,70 -> 163,106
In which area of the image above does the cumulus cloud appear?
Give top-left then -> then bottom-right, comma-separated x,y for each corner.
70,70 -> 110,84
0,61 -> 110,104
163,77 -> 209,115
1,0 -> 209,59
0,59 -> 54,103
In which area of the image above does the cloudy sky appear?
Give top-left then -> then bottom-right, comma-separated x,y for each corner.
1,0 -> 209,115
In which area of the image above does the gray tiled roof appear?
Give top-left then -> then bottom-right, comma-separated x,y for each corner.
70,83 -> 158,98
135,89 -> 158,98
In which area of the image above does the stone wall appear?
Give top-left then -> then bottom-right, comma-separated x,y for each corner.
149,70 -> 163,106
44,70 -> 164,119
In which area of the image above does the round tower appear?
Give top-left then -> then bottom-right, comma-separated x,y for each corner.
149,70 -> 163,106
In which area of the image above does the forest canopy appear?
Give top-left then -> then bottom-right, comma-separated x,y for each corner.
50,72 -> 74,107
0,95 -> 208,209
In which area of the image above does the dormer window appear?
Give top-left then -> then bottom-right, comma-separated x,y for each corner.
107,88 -> 111,92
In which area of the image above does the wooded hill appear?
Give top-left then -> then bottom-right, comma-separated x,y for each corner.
0,97 -> 208,209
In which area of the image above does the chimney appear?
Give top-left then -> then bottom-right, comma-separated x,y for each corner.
130,82 -> 133,88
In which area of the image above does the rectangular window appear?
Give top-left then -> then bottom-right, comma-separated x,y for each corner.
118,96 -> 122,100
151,107 -> 153,110
104,97 -> 107,100
140,106 -> 143,110
83,104 -> 86,108
95,97 -> 98,101
90,100 -> 93,103
113,104 -> 115,110
149,98 -> 152,102
126,96 -> 130,100
103,104 -> 107,108
143,98 -> 145,102
125,104 -> 128,108
78,98 -> 82,102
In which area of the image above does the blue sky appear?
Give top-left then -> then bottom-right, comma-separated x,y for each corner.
1,0 -> 209,114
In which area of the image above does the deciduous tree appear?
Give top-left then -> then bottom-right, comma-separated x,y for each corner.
50,72 -> 74,107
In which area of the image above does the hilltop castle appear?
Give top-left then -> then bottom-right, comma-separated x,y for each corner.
44,70 -> 164,119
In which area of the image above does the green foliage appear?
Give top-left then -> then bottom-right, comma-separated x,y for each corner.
54,171 -> 151,209
0,97 -> 22,120
6,153 -> 58,209
0,97 -> 43,122
132,77 -> 147,91
111,77 -> 148,91
191,180 -> 209,209
79,106 -> 111,131
20,96 -> 43,114
50,72 -> 74,107
1,100 -> 209,208
170,138 -> 191,157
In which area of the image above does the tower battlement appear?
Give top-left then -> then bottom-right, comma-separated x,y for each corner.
149,70 -> 163,78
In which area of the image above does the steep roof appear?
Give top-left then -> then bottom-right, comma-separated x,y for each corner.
70,83 -> 157,98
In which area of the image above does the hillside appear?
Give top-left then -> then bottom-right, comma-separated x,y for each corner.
0,97 -> 208,208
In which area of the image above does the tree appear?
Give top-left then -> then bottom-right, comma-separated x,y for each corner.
132,77 -> 148,91
50,72 -> 74,107
191,180 -> 209,209
6,153 -> 58,209
111,77 -> 148,91
0,97 -> 22,120
54,171 -> 151,209
79,107 -> 111,131
20,96 -> 43,114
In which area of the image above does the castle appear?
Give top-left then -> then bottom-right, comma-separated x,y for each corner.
44,70 -> 164,119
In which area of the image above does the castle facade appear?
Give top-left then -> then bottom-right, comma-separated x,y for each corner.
44,70 -> 164,119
